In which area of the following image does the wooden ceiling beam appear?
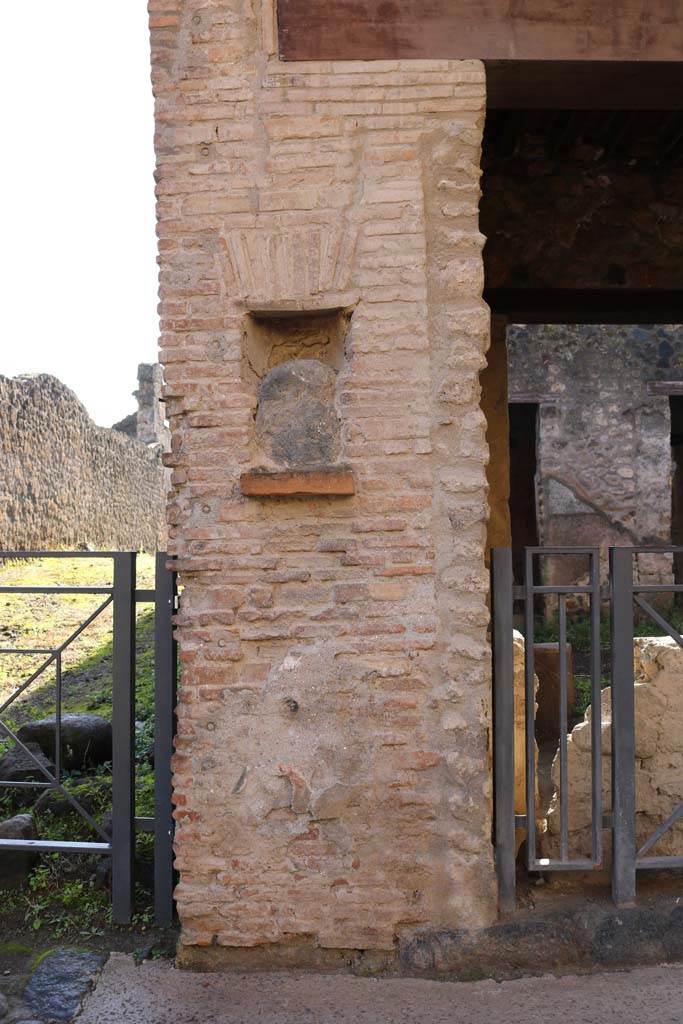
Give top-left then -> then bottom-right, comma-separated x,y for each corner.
278,2 -> 683,63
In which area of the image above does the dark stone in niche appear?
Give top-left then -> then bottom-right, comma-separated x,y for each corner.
255,358 -> 340,467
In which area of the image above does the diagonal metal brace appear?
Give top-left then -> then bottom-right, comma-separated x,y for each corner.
0,596 -> 113,718
634,595 -> 683,648
638,801 -> 683,857
0,717 -> 110,843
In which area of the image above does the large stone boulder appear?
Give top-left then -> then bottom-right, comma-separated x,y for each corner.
34,776 -> 110,819
0,742 -> 55,805
546,636 -> 683,861
0,813 -> 38,888
17,714 -> 112,771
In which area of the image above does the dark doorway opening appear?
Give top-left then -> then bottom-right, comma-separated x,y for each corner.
509,402 -> 538,584
670,396 -> 683,595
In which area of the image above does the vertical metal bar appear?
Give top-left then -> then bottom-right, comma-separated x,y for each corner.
524,547 -> 537,870
112,552 -> 136,924
491,548 -> 516,913
154,552 -> 177,927
55,652 -> 62,786
558,595 -> 569,861
610,547 -> 637,907
589,550 -> 603,865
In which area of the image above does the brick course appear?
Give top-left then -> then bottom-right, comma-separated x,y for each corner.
150,0 -> 495,963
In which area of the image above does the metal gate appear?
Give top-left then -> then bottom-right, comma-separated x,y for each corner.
0,551 -> 177,926
492,545 -> 683,913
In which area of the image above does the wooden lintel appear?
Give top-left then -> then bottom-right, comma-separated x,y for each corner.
278,1 -> 683,63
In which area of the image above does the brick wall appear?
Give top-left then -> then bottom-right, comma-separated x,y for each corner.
150,0 -> 495,964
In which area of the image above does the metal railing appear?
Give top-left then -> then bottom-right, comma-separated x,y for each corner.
493,545 -> 683,913
611,546 -> 683,905
0,551 -> 177,926
492,546 -> 603,912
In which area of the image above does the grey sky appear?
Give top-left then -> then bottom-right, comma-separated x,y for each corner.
2,2 -> 159,427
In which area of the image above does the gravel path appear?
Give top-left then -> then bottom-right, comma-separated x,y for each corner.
77,956 -> 683,1024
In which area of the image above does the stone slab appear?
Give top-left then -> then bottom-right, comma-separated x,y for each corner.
24,948 -> 104,1022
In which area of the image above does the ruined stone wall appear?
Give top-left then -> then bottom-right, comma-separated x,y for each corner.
113,362 -> 171,450
150,0 -> 495,965
0,374 -> 166,552
136,363 -> 171,448
508,324 -> 683,583
546,636 -> 683,863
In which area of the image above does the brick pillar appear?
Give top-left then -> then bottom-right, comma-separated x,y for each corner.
150,0 -> 495,967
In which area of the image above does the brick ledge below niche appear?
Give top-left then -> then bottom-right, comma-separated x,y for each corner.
240,467 -> 355,497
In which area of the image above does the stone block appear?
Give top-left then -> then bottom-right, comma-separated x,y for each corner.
546,636 -> 683,861
0,814 -> 38,889
255,358 -> 341,467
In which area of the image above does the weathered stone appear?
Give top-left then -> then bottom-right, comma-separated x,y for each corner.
0,372 -> 165,551
255,359 -> 340,467
508,324 -> 682,590
6,1006 -> 37,1023
0,743 -> 54,805
0,815 -> 38,889
18,715 -> 112,772
546,636 -> 683,860
33,777 -> 109,819
24,948 -> 105,1022
311,783 -> 360,820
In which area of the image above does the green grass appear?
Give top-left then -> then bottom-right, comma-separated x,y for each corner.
0,555 -> 159,937
534,603 -> 683,653
533,612 -> 610,652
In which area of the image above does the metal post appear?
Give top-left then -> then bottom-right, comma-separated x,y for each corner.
589,550 -> 603,866
55,652 -> 62,786
610,547 -> 636,907
558,595 -> 569,861
492,548 -> 516,913
112,552 -> 136,924
523,547 -> 537,871
154,552 -> 177,927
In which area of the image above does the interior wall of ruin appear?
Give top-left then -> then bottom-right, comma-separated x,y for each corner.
150,0 -> 496,967
507,324 -> 683,583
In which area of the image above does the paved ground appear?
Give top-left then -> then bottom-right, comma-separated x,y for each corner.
77,956 -> 683,1024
